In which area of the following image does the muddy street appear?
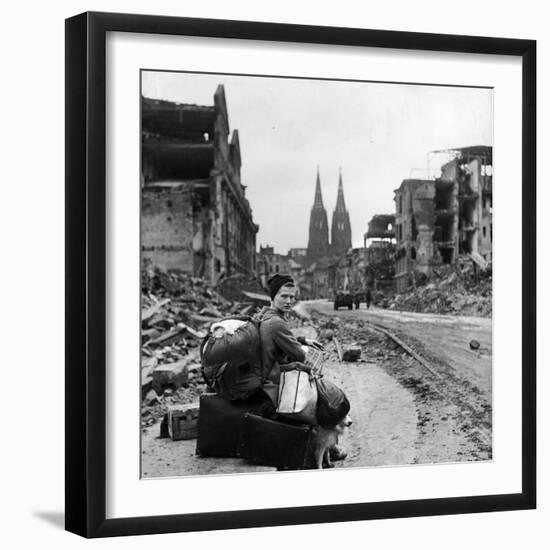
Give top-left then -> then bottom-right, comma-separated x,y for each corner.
142,301 -> 492,478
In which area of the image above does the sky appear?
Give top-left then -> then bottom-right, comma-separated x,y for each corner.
142,71 -> 493,253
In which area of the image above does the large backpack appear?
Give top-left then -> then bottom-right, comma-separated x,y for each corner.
200,316 -> 264,400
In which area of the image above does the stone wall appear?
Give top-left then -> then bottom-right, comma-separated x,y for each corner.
141,184 -> 194,271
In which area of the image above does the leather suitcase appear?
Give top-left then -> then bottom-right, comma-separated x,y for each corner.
238,413 -> 312,470
196,392 -> 274,458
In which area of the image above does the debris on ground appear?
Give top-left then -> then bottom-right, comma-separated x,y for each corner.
313,314 -> 396,365
151,358 -> 191,394
342,344 -> 362,362
141,259 -> 270,428
469,339 -> 481,350
306,307 -> 492,462
387,260 -> 492,317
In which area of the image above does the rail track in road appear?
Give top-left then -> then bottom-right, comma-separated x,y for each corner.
366,322 -> 492,447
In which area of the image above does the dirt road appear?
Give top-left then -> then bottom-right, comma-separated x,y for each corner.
312,302 -> 492,396
142,301 -> 492,477
305,301 -> 492,465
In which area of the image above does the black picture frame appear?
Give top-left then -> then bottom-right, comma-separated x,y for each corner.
65,11 -> 536,538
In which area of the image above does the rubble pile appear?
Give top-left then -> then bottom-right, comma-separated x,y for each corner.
388,261 -> 492,317
141,260 -> 266,428
311,313 -> 401,364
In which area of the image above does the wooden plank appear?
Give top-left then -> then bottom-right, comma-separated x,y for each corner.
142,298 -> 170,324
333,337 -> 343,362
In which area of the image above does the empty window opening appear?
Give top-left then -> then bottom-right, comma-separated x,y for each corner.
435,181 -> 454,210
459,200 -> 476,229
411,217 -> 418,241
439,247 -> 453,264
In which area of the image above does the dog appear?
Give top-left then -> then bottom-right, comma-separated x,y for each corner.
311,413 -> 352,469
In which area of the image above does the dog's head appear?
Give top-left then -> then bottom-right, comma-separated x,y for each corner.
335,413 -> 353,434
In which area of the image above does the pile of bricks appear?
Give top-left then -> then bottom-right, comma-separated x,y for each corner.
140,260 -> 268,428
388,260 -> 492,318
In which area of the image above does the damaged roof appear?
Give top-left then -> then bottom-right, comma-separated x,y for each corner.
431,145 -> 492,165
142,95 -> 216,141
365,214 -> 396,239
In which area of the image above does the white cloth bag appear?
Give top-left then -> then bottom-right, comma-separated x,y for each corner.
276,370 -> 318,424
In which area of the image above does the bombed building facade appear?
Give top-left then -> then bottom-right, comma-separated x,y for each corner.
363,214 -> 396,291
393,146 -> 492,292
141,86 -> 258,286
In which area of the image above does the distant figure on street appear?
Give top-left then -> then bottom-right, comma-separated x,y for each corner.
354,292 -> 361,310
366,288 -> 372,309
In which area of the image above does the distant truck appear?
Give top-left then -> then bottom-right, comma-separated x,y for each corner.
333,291 -> 354,310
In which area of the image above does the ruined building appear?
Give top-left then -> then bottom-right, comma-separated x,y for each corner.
328,248 -> 365,293
362,214 -> 396,291
305,257 -> 331,299
141,85 -> 258,286
306,169 -> 330,264
330,169 -> 352,256
288,247 -> 308,266
363,214 -> 396,248
393,146 -> 492,292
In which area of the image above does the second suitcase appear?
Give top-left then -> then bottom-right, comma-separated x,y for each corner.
238,413 -> 312,470
196,392 -> 274,458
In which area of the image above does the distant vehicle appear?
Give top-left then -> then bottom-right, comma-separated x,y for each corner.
334,291 -> 354,310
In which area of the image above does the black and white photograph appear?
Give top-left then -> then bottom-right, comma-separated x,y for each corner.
1,0 -> 545,545
140,70 -> 493,478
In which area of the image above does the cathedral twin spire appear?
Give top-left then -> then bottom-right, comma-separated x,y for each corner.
307,167 -> 352,264
313,168 -> 325,210
307,167 -> 330,262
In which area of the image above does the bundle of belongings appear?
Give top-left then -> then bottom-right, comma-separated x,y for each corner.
197,315 -> 350,469
200,316 -> 263,401
274,350 -> 350,430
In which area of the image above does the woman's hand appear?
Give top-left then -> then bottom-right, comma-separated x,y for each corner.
297,363 -> 313,374
305,338 -> 324,351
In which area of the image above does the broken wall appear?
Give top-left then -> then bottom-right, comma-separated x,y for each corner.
141,88 -> 258,286
411,182 -> 436,274
142,184 -> 194,271
480,187 -> 493,260
434,179 -> 458,264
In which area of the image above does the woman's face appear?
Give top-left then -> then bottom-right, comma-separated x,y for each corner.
272,285 -> 297,314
